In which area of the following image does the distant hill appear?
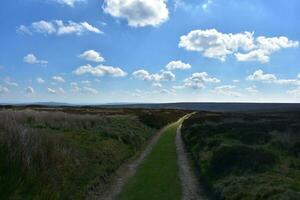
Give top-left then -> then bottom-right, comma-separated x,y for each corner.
95,102 -> 300,112
2,102 -> 300,112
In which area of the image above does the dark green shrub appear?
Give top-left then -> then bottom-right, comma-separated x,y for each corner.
290,142 -> 300,158
239,132 -> 272,145
209,145 -> 277,177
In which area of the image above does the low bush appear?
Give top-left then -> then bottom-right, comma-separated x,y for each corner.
209,145 -> 277,177
181,111 -> 300,199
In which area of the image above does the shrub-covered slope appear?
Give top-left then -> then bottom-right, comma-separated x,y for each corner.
0,108 -> 186,199
181,111 -> 300,200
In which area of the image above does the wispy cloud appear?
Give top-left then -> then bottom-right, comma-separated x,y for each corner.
18,20 -> 102,36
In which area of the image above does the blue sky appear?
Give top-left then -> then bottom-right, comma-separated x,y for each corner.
0,0 -> 300,103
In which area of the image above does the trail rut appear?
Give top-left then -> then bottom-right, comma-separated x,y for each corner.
176,124 -> 208,200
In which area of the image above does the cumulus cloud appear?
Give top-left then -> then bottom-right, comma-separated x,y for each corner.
132,69 -> 175,82
37,77 -> 45,84
247,69 -> 277,82
73,64 -> 127,77
4,77 -> 18,87
247,69 -> 300,85
25,87 -> 34,94
18,20 -> 102,36
0,85 -> 9,94
179,29 -> 298,63
24,54 -> 48,65
52,0 -> 86,7
213,85 -> 242,97
183,72 -> 220,89
103,0 -> 169,27
52,76 -> 65,83
236,36 -> 299,63
165,60 -> 191,70
79,50 -> 104,62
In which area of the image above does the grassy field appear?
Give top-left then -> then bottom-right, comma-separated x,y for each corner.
0,107 -> 187,200
182,111 -> 300,200
117,121 -> 182,200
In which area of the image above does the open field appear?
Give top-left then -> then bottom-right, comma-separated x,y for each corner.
182,111 -> 300,199
0,107 -> 187,199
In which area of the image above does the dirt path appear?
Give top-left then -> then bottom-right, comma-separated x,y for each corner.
176,124 -> 208,200
94,124 -> 171,200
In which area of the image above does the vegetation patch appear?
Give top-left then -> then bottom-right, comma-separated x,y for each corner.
0,108 -> 187,200
182,111 -> 300,200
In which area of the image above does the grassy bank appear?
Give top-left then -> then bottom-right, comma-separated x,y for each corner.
0,108 -> 187,199
117,121 -> 182,200
181,111 -> 300,199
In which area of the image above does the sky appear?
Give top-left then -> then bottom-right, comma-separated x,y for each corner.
0,0 -> 300,104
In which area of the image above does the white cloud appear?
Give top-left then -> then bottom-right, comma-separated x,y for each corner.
4,77 -> 18,87
236,36 -> 299,63
202,0 -> 213,10
103,0 -> 169,27
70,82 -> 98,94
213,85 -> 242,97
37,77 -> 45,84
73,64 -> 127,77
82,87 -> 98,94
18,20 -> 102,36
152,82 -> 162,88
287,87 -> 300,96
183,72 -> 220,89
133,69 -> 175,82
32,20 -> 56,34
23,54 -> 48,65
245,86 -> 258,93
179,29 -> 255,61
47,88 -> 56,94
71,82 -> 81,92
0,85 -> 9,94
58,87 -> 65,93
179,29 -> 298,63
233,80 -> 240,83
16,25 -> 32,35
52,0 -> 86,7
247,69 -> 300,85
165,60 -> 191,70
159,88 -> 175,95
25,87 -> 34,94
52,76 -> 65,83
81,80 -> 91,85
235,49 -> 270,63
79,50 -> 104,62
247,69 -> 277,82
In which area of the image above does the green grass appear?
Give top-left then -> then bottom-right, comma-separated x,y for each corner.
117,122 -> 182,200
